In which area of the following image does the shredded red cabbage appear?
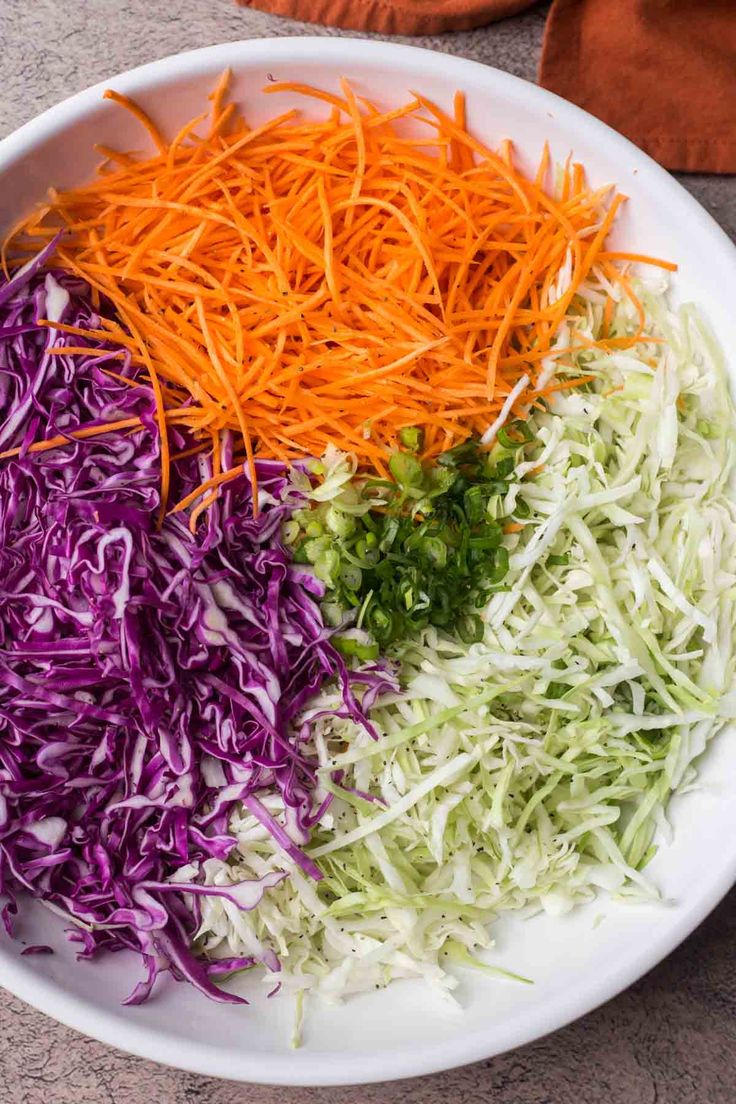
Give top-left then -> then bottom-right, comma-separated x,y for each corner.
0,256 -> 393,1003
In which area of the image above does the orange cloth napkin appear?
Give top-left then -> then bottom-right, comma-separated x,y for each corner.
236,0 -> 736,173
540,0 -> 736,173
238,0 -> 533,36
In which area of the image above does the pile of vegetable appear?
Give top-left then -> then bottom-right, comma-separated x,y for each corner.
7,76 -> 664,513
0,78 -> 734,1029
0,258 -> 391,1002
195,271 -> 736,1007
285,434 -> 536,648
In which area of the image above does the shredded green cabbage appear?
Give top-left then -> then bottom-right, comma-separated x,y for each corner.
196,274 -> 736,1006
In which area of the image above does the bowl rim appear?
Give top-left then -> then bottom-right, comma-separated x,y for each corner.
1,34 -> 735,1087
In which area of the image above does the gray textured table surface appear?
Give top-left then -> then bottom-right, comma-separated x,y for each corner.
0,3 -> 734,1101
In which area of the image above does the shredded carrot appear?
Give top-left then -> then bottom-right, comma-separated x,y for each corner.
504,521 -> 525,534
0,404 -> 194,463
171,443 -> 207,463
598,250 -> 678,272
170,463 -> 246,514
188,488 -> 221,533
5,78 -> 670,518
102,89 -> 167,154
45,345 -> 127,361
0,416 -> 144,461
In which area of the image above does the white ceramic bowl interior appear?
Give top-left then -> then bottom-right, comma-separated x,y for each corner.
1,37 -> 735,1087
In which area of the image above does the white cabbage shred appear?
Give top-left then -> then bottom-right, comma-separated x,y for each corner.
195,275 -> 736,1006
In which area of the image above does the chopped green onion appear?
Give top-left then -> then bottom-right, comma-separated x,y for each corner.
418,536 -> 448,568
463,485 -> 484,525
340,564 -> 363,591
334,635 -> 380,661
398,426 -> 424,452
290,436 -> 536,649
282,519 -> 300,545
367,605 -> 394,640
457,614 -> 484,644
437,440 -> 479,467
356,589 -> 374,630
326,506 -> 355,538
496,427 -> 518,449
314,548 -> 340,583
389,451 -> 423,489
379,517 -> 400,551
487,546 -> 509,584
485,480 -> 509,496
304,536 -> 329,563
361,511 -> 381,534
494,456 -> 516,479
291,540 -> 311,564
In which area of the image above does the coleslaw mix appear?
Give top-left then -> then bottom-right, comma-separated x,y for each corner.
0,80 -> 733,1026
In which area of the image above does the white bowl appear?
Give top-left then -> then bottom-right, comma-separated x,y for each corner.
1,37 -> 735,1087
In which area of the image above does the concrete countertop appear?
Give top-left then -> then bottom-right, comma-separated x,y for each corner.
1,3 -> 734,1101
